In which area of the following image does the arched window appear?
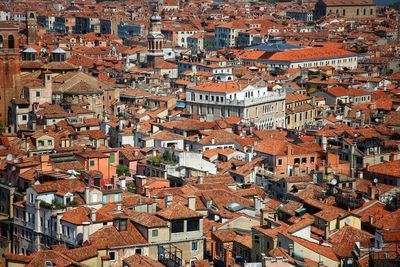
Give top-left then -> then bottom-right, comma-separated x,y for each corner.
8,35 -> 14,49
29,12 -> 35,19
0,35 -> 3,49
357,9 -> 359,16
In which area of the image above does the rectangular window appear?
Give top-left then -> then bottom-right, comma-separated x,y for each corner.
301,158 -> 307,164
152,229 -> 158,237
171,220 -> 184,233
36,91 -> 40,97
187,219 -> 200,231
48,140 -> 52,146
294,158 -> 300,164
310,157 -> 315,163
278,159 -> 282,165
192,241 -> 198,251
109,154 -> 115,164
109,251 -> 116,260
90,160 -> 95,166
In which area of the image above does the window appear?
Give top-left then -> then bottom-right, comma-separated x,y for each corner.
152,229 -> 158,237
22,115 -> 27,121
301,158 -> 307,164
36,91 -> 40,97
38,140 -> 44,146
48,140 -> 52,146
90,160 -> 95,166
192,241 -> 198,251
254,235 -> 260,244
8,35 -> 14,49
171,220 -> 184,233
187,219 -> 200,231
278,159 -> 282,165
310,157 -> 315,163
109,154 -> 115,164
294,158 -> 300,164
109,251 -> 116,260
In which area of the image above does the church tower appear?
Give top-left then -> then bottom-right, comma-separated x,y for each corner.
146,7 -> 164,68
27,11 -> 38,45
0,23 -> 21,129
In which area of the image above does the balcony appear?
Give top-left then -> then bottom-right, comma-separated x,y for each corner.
158,243 -> 183,267
0,48 -> 20,55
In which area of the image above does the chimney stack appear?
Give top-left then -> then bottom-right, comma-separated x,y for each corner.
254,196 -> 261,212
164,193 -> 173,208
84,187 -> 90,204
188,196 -> 196,211
82,221 -> 90,242
90,209 -> 96,222
197,175 -> 203,184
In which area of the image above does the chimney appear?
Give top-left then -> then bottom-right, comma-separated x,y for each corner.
324,221 -> 330,239
117,203 -> 122,211
254,196 -> 261,212
82,221 -> 90,242
211,225 -> 216,232
44,72 -> 53,96
211,138 -> 215,144
288,244 -> 294,256
164,193 -> 173,208
368,185 -> 377,199
31,119 -> 37,131
119,177 -> 126,190
40,154 -> 52,172
56,212 -> 63,238
90,209 -> 96,222
368,215 -> 374,225
188,195 -> 196,211
84,187 -> 90,204
197,175 -> 203,184
34,200 -> 40,233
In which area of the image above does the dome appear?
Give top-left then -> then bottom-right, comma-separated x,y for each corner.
150,12 -> 161,22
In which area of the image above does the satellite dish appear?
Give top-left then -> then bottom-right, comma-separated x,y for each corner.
373,178 -> 378,184
6,154 -> 13,161
331,178 -> 338,186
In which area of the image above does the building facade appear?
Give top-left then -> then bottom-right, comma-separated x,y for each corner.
186,82 -> 286,129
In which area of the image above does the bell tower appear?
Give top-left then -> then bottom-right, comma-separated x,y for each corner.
27,11 -> 38,45
0,23 -> 21,130
146,6 -> 164,68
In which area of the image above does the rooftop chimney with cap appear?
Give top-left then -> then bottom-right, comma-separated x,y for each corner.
164,193 -> 173,208
197,175 -> 204,184
188,196 -> 196,211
